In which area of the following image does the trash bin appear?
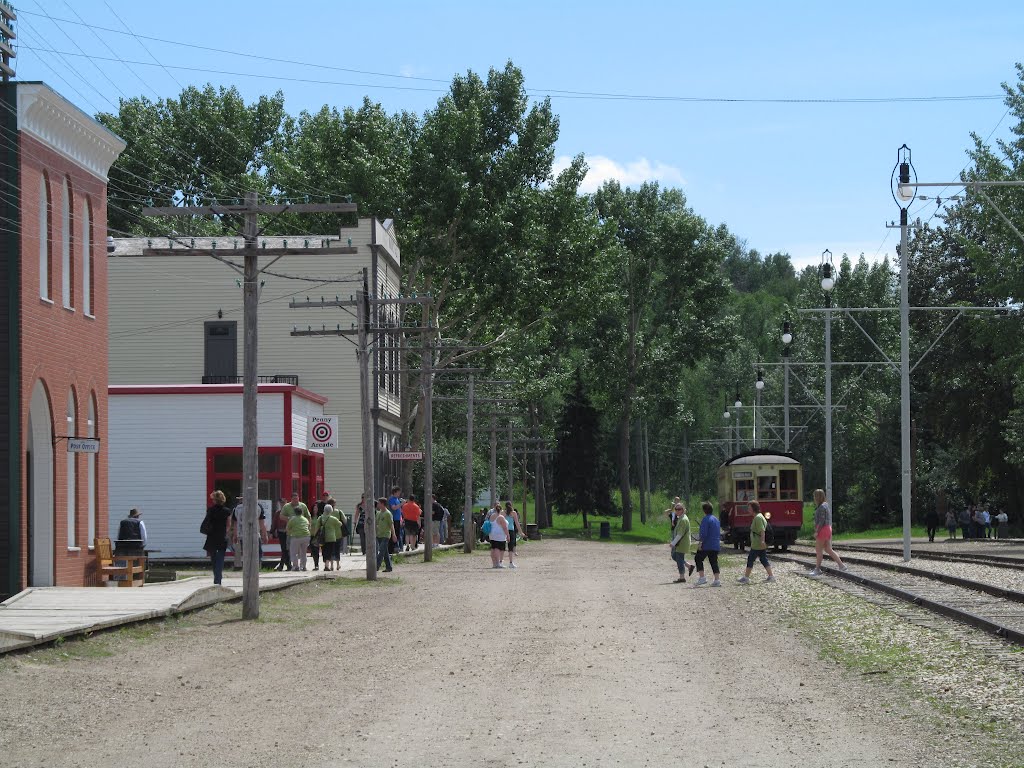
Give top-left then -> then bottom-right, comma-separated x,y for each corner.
599,521 -> 611,539
526,523 -> 540,540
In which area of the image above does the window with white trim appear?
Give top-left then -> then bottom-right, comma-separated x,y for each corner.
66,390 -> 77,548
83,198 -> 93,316
61,178 -> 74,309
87,395 -> 97,547
39,173 -> 50,299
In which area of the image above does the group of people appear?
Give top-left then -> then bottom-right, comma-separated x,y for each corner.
376,487 -> 452,555
666,488 -> 846,585
200,490 -> 351,584
482,500 -> 525,569
937,503 -> 1011,541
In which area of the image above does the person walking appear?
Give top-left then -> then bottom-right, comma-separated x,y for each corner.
503,501 -> 524,569
959,505 -> 972,540
354,495 -> 367,555
693,501 -> 722,587
945,508 -> 957,540
401,494 -> 423,552
810,488 -> 847,576
387,486 -> 404,554
286,506 -> 312,571
668,502 -> 693,583
327,498 -> 348,565
924,507 -> 940,543
486,505 -> 510,569
979,504 -> 992,539
995,509 -> 1009,539
272,501 -> 291,571
431,495 -> 446,546
230,497 -> 268,570
737,501 -> 775,583
375,497 -> 397,573
201,490 -> 232,585
313,505 -> 343,572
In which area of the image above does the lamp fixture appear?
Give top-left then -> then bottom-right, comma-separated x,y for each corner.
781,320 -> 792,346
891,144 -> 917,206
820,249 -> 835,293
755,369 -> 765,390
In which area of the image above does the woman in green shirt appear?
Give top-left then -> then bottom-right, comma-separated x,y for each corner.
737,500 -> 775,583
313,508 -> 343,571
668,503 -> 694,583
286,511 -> 311,571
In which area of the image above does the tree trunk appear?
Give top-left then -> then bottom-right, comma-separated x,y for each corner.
618,411 -> 632,532
635,419 -> 647,524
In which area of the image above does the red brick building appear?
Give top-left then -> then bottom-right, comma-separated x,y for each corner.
0,83 -> 125,596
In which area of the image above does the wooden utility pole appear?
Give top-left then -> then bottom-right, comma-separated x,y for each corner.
490,415 -> 498,508
290,296 -> 437,567
357,270 -> 377,579
421,306 -> 434,561
144,196 -> 356,617
463,375 -> 474,553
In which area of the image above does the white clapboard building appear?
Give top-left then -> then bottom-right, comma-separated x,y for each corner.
108,383 -> 328,559
107,219 -> 407,545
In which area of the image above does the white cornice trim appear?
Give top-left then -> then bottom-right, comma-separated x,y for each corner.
17,83 -> 126,181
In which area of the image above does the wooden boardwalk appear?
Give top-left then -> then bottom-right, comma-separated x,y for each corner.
0,565 -> 345,654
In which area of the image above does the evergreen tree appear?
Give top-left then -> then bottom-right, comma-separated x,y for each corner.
554,374 -> 613,528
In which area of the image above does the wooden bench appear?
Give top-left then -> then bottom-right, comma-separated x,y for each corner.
95,537 -> 146,587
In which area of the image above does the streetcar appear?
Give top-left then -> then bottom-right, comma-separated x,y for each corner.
716,449 -> 803,549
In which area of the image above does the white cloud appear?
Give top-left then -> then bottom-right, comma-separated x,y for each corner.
553,155 -> 686,194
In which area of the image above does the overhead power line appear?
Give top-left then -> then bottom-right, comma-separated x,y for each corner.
16,44 -> 1004,105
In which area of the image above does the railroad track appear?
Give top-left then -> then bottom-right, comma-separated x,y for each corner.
774,552 -> 1024,646
790,542 -> 1024,570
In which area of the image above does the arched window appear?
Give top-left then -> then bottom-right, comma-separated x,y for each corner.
61,177 -> 74,309
66,389 -> 77,548
87,394 -> 97,547
83,198 -> 93,316
39,172 -> 51,300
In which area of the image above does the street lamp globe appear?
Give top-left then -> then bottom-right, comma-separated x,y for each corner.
755,370 -> 765,390
781,320 -> 792,346
820,250 -> 835,293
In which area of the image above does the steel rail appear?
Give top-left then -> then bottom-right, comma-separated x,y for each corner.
775,554 -> 1024,646
802,543 -> 1024,570
784,548 -> 1024,603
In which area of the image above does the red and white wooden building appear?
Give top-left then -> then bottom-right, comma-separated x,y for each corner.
108,383 -> 328,560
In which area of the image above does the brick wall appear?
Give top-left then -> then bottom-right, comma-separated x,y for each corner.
18,133 -> 110,588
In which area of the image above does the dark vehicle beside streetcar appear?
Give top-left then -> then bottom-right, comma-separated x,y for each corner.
717,450 -> 803,550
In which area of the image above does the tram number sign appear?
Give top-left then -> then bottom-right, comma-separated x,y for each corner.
309,416 -> 338,449
389,451 -> 423,461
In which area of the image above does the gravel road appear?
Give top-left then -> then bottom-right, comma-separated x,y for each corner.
0,539 -> 999,767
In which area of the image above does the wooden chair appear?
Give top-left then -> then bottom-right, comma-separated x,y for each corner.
94,537 -> 146,587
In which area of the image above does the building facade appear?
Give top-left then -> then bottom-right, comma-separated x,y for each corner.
107,219 -> 405,524
108,383 -> 327,559
0,82 -> 125,597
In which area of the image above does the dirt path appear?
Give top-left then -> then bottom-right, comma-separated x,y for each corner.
0,540 -> 960,767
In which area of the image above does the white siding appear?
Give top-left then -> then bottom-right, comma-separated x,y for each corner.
109,221 -> 398,519
108,391 -> 288,558
291,394 -> 327,452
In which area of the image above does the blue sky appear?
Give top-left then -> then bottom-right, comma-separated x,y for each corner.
14,1 -> 1023,268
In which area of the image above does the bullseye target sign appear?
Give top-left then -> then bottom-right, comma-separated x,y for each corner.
308,415 -> 339,450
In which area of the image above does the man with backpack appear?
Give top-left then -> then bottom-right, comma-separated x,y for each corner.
737,500 -> 775,584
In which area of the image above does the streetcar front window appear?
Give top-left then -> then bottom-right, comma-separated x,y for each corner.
757,475 -> 777,500
779,469 -> 799,500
